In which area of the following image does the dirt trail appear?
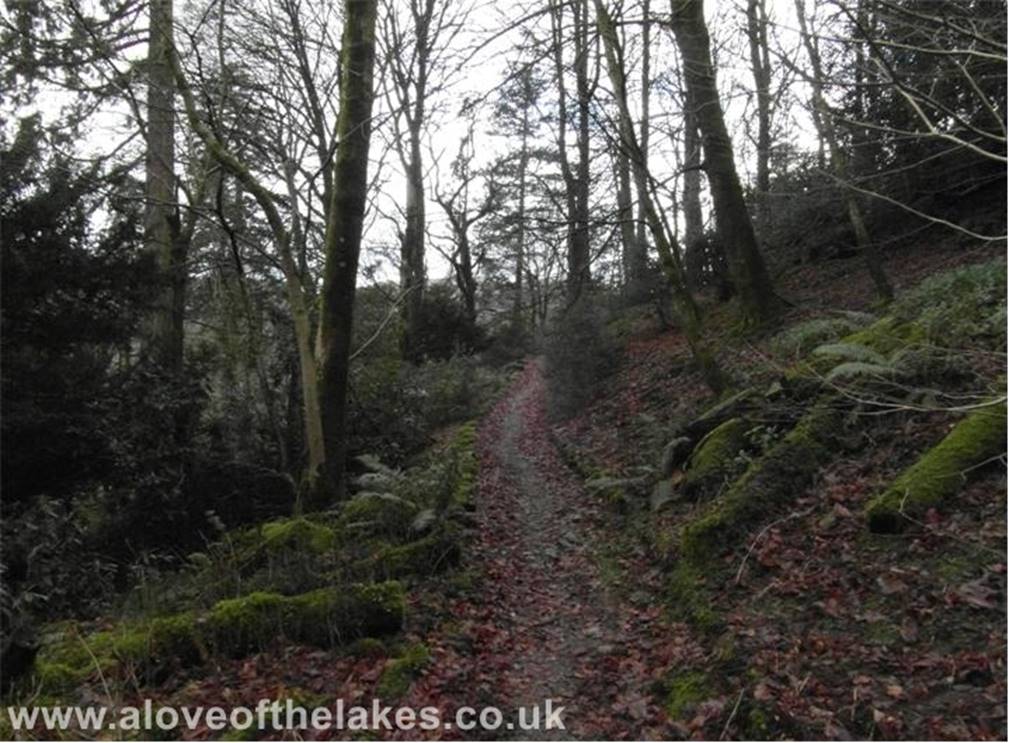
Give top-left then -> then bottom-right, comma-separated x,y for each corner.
471,360 -> 622,739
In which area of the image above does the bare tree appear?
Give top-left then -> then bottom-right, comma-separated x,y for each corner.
793,0 -> 893,301
144,0 -> 184,371
380,0 -> 465,359
433,126 -> 498,326
316,0 -> 381,503
549,0 -> 594,300
597,0 -> 726,393
745,0 -> 772,236
667,0 -> 778,326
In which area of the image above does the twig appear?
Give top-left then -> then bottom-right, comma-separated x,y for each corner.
720,689 -> 746,741
734,505 -> 818,585
74,626 -> 113,704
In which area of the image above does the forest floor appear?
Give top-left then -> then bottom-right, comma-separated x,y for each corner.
368,360 -> 707,740
11,239 -> 1004,742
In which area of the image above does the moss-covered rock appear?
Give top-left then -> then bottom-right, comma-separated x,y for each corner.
376,642 -> 431,699
434,423 -> 479,512
207,582 -> 405,654
260,518 -> 338,554
770,313 -> 875,359
865,401 -> 1007,533
681,418 -> 748,499
680,403 -> 840,565
32,582 -> 405,693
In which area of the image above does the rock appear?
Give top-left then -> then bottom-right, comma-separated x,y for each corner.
659,437 -> 694,478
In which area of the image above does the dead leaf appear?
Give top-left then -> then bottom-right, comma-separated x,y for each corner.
900,616 -> 919,643
877,573 -> 909,595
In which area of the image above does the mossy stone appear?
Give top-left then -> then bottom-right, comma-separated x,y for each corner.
680,403 -> 839,566
357,528 -> 462,580
32,582 -> 405,694
341,493 -> 419,538
865,401 -> 1007,533
681,418 -> 748,498
260,518 -> 337,554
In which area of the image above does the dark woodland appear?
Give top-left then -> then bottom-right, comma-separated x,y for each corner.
0,0 -> 1006,739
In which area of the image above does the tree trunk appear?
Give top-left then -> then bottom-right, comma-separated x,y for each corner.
571,0 -> 592,299
172,35 -> 328,506
794,0 -> 893,303
625,0 -> 651,301
401,131 -> 427,360
746,0 -> 772,238
669,0 -> 779,326
682,98 -> 704,254
551,0 -> 592,300
145,0 -> 185,371
615,140 -> 638,295
315,0 -> 380,505
514,111 -> 529,330
597,0 -> 726,394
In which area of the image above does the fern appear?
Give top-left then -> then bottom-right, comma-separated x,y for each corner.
825,361 -> 900,382
812,341 -> 889,366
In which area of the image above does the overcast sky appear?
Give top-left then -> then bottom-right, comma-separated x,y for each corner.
17,0 -> 818,285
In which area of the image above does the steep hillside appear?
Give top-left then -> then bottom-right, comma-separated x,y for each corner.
550,242 -> 1007,738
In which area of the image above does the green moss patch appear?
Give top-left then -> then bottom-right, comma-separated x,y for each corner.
681,404 -> 840,566
260,517 -> 338,554
682,417 -> 748,499
865,401 -> 1007,533
376,642 -> 431,699
340,493 -> 419,538
33,582 -> 405,694
664,670 -> 713,720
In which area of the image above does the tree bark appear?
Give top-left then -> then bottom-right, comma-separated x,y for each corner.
746,0 -> 772,237
668,0 -> 779,326
596,0 -> 726,394
315,0 -> 380,505
171,38 -> 328,502
551,0 -> 592,301
145,0 -> 185,372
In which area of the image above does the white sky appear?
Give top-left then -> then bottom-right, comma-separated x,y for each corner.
12,0 -> 818,285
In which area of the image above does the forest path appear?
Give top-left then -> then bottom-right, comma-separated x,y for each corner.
467,359 -> 626,739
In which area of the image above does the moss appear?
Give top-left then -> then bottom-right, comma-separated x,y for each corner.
359,529 -> 462,580
666,563 -> 720,632
450,423 -> 479,507
350,637 -> 388,657
376,643 -> 431,699
865,620 -> 900,646
664,671 -> 712,719
681,404 -> 839,566
32,614 -> 204,694
33,583 -> 405,693
682,418 -> 748,498
745,707 -> 771,738
866,402 -> 1007,533
261,518 -> 337,554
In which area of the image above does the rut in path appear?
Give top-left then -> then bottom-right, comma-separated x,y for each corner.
471,360 -> 623,739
